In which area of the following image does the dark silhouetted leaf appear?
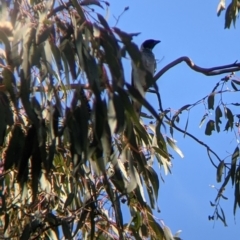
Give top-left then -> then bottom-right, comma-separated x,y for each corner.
215,172 -> 231,202
177,104 -> 191,113
97,13 -> 111,31
232,79 -> 240,85
210,201 -> 215,207
215,105 -> 222,132
2,68 -> 16,107
184,113 -> 189,138
81,0 -> 103,8
220,207 -> 227,226
20,224 -> 31,240
217,210 -> 227,226
4,213 -> 9,233
62,220 -> 72,239
31,136 -> 42,201
64,193 -> 74,208
205,120 -> 215,136
224,107 -> 234,131
17,126 -> 36,183
231,103 -> 240,106
4,125 -> 25,170
231,81 -> 238,91
217,160 -> 225,183
224,120 -> 231,131
234,166 -> 240,215
208,93 -> 215,110
224,2 -> 236,29
231,146 -> 239,185
53,105 -> 59,138
59,39 -> 76,80
45,212 -> 58,225
147,185 -> 155,209
172,104 -> 191,123
99,28 -> 124,88
113,93 -> 125,133
126,83 -> 160,121
0,105 -> 6,146
82,46 -> 100,90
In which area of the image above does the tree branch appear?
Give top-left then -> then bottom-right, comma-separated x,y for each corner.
152,57 -> 240,87
1,57 -> 240,93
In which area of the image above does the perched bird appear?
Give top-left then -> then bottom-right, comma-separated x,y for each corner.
131,39 -> 160,116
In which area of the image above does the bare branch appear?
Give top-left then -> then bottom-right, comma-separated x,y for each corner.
152,56 -> 240,88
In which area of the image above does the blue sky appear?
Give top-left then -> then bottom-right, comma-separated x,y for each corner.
104,1 -> 240,239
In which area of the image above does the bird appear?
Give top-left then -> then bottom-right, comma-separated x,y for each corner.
131,39 -> 160,116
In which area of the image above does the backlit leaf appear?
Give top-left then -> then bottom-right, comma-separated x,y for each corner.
217,0 -> 226,16
166,137 -> 184,158
199,113 -> 208,128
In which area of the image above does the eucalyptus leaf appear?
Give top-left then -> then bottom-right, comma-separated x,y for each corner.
216,160 -> 225,183
208,93 -> 215,110
166,136 -> 184,158
205,120 -> 215,136
215,105 -> 222,132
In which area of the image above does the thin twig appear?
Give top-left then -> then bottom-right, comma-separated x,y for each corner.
170,116 -> 220,168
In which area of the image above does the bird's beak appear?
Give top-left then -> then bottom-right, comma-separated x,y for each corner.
155,40 -> 161,45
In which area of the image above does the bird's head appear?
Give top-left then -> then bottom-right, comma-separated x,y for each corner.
141,39 -> 161,51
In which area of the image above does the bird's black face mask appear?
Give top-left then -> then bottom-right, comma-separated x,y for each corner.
141,39 -> 161,51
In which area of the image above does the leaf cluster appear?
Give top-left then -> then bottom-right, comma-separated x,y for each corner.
0,0 -> 183,239
217,0 -> 240,28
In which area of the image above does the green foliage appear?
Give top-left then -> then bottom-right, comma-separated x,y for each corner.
0,0 -> 182,239
217,0 -> 240,28
0,0 -> 240,239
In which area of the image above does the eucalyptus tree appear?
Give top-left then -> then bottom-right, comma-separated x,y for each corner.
0,0 -> 239,239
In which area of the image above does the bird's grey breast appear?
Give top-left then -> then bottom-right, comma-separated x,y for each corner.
141,49 -> 156,76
